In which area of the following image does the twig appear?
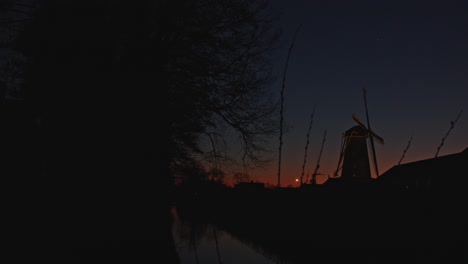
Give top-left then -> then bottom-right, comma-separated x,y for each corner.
300,105 -> 316,186
435,110 -> 463,157
398,135 -> 413,165
277,24 -> 301,188
312,130 -> 327,184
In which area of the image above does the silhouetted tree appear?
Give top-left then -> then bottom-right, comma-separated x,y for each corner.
161,0 -> 280,173
233,171 -> 251,184
173,159 -> 208,187
0,0 -> 32,99
0,51 -> 25,99
208,167 -> 226,184
11,0 -> 280,254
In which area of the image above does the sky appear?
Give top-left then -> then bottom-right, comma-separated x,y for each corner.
243,0 -> 467,186
2,1 -> 464,188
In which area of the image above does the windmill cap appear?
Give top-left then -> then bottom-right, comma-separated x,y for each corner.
345,126 -> 368,136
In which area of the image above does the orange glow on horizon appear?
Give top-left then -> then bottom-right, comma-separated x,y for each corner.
208,145 -> 467,188
225,144 -> 466,188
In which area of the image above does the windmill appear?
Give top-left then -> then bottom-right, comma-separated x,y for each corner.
334,89 -> 384,180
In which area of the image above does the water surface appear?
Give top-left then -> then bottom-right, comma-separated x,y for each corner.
171,207 -> 281,264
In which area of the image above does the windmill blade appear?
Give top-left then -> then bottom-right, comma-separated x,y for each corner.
352,114 -> 384,144
352,113 -> 367,129
363,88 -> 379,177
369,129 -> 384,145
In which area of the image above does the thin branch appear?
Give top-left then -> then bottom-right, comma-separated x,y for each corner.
300,104 -> 316,186
435,110 -> 463,157
397,135 -> 413,165
278,24 -> 301,188
312,130 -> 327,185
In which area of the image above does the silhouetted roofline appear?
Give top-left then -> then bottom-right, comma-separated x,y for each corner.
379,147 -> 466,180
396,147 -> 466,166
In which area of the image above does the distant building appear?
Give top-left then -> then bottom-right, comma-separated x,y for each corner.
376,148 -> 467,191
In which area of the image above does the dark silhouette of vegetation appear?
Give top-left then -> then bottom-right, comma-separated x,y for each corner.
3,0 -> 281,260
398,134 -> 413,165
435,110 -> 462,157
311,129 -> 326,185
299,104 -> 315,186
233,171 -> 251,184
208,167 -> 226,185
277,24 -> 301,188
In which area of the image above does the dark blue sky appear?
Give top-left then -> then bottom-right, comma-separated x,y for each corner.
250,0 -> 467,185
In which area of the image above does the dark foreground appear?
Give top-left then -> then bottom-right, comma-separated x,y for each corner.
176,185 -> 466,263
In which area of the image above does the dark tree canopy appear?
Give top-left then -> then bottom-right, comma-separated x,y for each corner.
160,0 -> 280,175
12,0 -> 279,182
6,0 -> 280,246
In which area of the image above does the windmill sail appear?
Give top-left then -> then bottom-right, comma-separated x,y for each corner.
363,88 -> 380,178
352,114 -> 384,144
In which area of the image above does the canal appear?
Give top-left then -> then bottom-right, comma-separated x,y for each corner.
171,206 -> 285,264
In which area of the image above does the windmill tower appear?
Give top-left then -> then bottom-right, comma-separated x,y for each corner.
334,89 -> 384,181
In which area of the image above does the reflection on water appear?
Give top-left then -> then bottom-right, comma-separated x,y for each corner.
171,198 -> 465,264
171,207 -> 280,264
